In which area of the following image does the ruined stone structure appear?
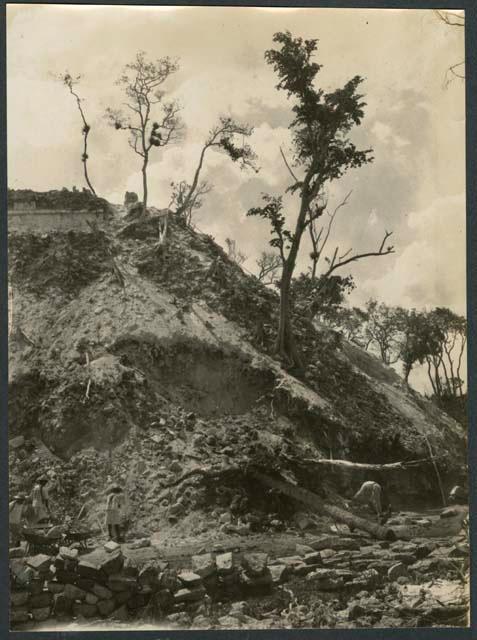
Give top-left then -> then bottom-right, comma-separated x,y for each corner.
8,209 -> 109,234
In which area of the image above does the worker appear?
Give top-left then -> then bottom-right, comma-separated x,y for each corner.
9,493 -> 26,546
351,480 -> 384,518
448,485 -> 467,505
30,476 -> 51,525
105,485 -> 125,542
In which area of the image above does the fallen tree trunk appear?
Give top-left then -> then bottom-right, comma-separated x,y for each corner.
279,452 -> 447,473
305,456 -> 446,472
390,509 -> 467,541
162,465 -> 241,488
252,470 -> 396,541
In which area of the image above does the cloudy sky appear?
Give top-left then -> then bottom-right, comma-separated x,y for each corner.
7,5 -> 466,319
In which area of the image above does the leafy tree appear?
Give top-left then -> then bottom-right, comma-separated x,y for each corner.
364,300 -> 406,365
173,116 -> 257,224
106,51 -> 182,210
424,307 -> 467,399
60,72 -> 96,195
248,32 -> 392,367
398,309 -> 440,384
331,306 -> 369,346
292,273 -> 355,322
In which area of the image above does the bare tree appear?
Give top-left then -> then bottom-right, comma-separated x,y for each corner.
307,190 -> 350,280
434,10 -> 465,86
106,51 -> 182,211
169,179 -> 212,227
256,251 -> 282,286
225,238 -> 247,266
304,216 -> 394,321
60,72 -> 96,195
173,116 -> 257,222
283,180 -> 394,322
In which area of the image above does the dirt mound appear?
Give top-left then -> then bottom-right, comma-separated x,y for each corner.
8,201 -> 466,534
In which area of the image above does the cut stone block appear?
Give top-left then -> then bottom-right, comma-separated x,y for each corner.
178,571 -> 202,587
191,553 -> 216,578
241,552 -> 268,577
216,552 -> 234,575
26,555 -> 52,573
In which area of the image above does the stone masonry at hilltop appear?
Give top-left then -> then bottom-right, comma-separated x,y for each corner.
8,209 -> 109,234
8,188 -> 110,234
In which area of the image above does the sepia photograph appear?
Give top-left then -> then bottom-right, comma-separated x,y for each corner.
6,3 -> 469,631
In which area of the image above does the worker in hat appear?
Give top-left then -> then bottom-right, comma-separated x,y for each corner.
105,485 -> 125,542
9,493 -> 27,547
30,476 -> 51,525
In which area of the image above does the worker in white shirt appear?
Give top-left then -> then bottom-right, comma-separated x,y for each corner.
30,476 -> 51,524
105,485 -> 125,542
9,493 -> 27,546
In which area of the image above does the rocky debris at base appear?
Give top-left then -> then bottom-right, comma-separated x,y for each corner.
9,523 -> 469,630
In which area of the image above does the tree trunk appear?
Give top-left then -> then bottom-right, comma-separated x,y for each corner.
423,436 -> 447,508
456,335 -> 466,398
276,196 -> 309,368
82,130 -> 96,196
309,457 -> 440,472
142,155 -> 149,211
277,262 -> 302,368
177,145 -> 208,218
440,354 -> 453,396
390,511 -> 467,540
426,357 -> 437,396
311,258 -> 318,280
433,356 -> 443,398
444,344 -> 457,397
253,471 -> 396,540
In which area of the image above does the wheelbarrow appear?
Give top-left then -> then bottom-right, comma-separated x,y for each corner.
63,528 -> 99,552
22,528 -> 61,556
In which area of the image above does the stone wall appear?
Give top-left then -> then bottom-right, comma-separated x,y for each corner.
8,209 -> 109,234
9,529 -> 468,629
9,541 -> 284,627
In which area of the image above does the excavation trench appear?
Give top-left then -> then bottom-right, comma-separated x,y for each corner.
110,337 -> 277,418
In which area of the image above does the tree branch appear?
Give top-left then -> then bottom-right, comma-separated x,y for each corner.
323,230 -> 394,278
280,146 -> 299,183
434,9 -> 465,27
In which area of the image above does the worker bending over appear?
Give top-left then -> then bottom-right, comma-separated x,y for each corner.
350,480 -> 392,526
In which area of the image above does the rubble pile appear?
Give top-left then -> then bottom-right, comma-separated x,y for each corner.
9,231 -> 114,299
9,400 -> 318,535
107,212 -> 466,470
